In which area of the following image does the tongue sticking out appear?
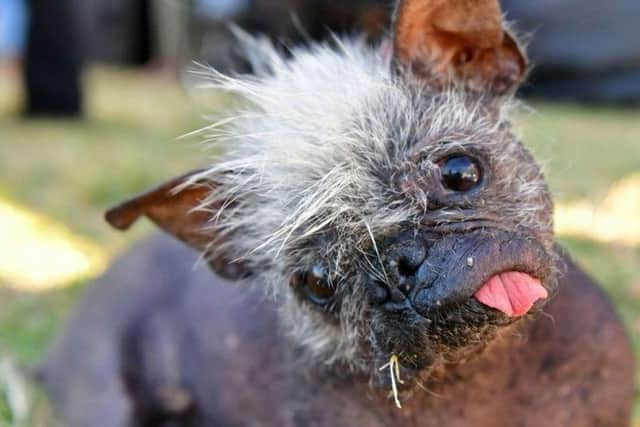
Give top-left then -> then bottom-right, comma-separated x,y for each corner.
474,272 -> 548,317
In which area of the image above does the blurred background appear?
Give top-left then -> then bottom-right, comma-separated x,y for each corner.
0,0 -> 639,425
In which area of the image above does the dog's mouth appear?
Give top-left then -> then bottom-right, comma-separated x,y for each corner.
405,230 -> 555,319
368,230 -> 556,390
370,270 -> 549,392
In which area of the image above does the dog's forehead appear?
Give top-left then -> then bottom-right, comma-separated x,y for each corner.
216,40 -> 515,172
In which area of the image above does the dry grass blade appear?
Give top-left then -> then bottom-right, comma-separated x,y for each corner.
0,358 -> 30,425
379,354 -> 404,409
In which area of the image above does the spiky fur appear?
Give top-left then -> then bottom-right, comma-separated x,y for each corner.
189,35 -> 555,378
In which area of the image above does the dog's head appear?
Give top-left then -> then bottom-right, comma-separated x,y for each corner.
107,0 -> 556,396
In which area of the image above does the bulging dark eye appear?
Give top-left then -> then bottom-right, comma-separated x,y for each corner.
292,264 -> 336,306
439,155 -> 482,192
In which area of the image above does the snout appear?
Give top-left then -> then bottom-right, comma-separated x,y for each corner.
369,230 -> 554,318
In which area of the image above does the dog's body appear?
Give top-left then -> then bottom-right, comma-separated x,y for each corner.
42,235 -> 632,427
43,0 -> 635,425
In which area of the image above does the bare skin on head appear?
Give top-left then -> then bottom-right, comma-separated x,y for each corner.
42,0 -> 634,426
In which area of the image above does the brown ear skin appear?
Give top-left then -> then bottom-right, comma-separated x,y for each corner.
393,0 -> 527,95
105,171 -> 250,281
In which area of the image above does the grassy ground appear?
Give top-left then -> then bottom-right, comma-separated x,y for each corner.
0,67 -> 639,425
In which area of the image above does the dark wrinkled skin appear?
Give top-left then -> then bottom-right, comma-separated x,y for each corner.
41,234 -> 634,427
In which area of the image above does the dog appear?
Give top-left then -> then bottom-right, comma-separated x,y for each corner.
42,0 -> 635,425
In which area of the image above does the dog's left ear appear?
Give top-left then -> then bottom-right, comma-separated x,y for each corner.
393,0 -> 527,95
105,171 -> 249,280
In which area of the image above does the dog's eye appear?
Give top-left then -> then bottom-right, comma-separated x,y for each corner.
439,155 -> 482,192
293,265 -> 336,306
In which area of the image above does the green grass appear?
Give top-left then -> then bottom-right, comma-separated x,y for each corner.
0,396 -> 10,427
0,285 -> 83,365
518,104 -> 640,201
0,68 -> 217,248
0,67 -> 639,425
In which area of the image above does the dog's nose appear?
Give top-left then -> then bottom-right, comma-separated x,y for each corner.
384,239 -> 427,289
368,238 -> 428,305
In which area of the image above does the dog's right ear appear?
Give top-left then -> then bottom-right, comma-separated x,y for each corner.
393,0 -> 527,95
105,171 -> 250,280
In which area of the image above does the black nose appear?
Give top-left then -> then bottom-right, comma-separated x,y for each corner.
369,238 -> 428,305
385,239 -> 427,287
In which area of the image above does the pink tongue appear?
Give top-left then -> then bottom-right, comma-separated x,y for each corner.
474,272 -> 548,317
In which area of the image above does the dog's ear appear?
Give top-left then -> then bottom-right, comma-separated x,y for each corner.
105,171 -> 249,280
393,0 -> 527,95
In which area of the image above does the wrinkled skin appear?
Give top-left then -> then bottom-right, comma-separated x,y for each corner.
41,235 -> 633,427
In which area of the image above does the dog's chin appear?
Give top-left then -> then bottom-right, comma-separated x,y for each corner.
369,296 -> 543,391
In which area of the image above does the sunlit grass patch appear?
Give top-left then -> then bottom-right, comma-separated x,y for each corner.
556,174 -> 640,246
0,197 -> 107,292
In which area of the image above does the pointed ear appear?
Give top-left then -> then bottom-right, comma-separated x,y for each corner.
393,0 -> 527,95
105,171 -> 250,280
